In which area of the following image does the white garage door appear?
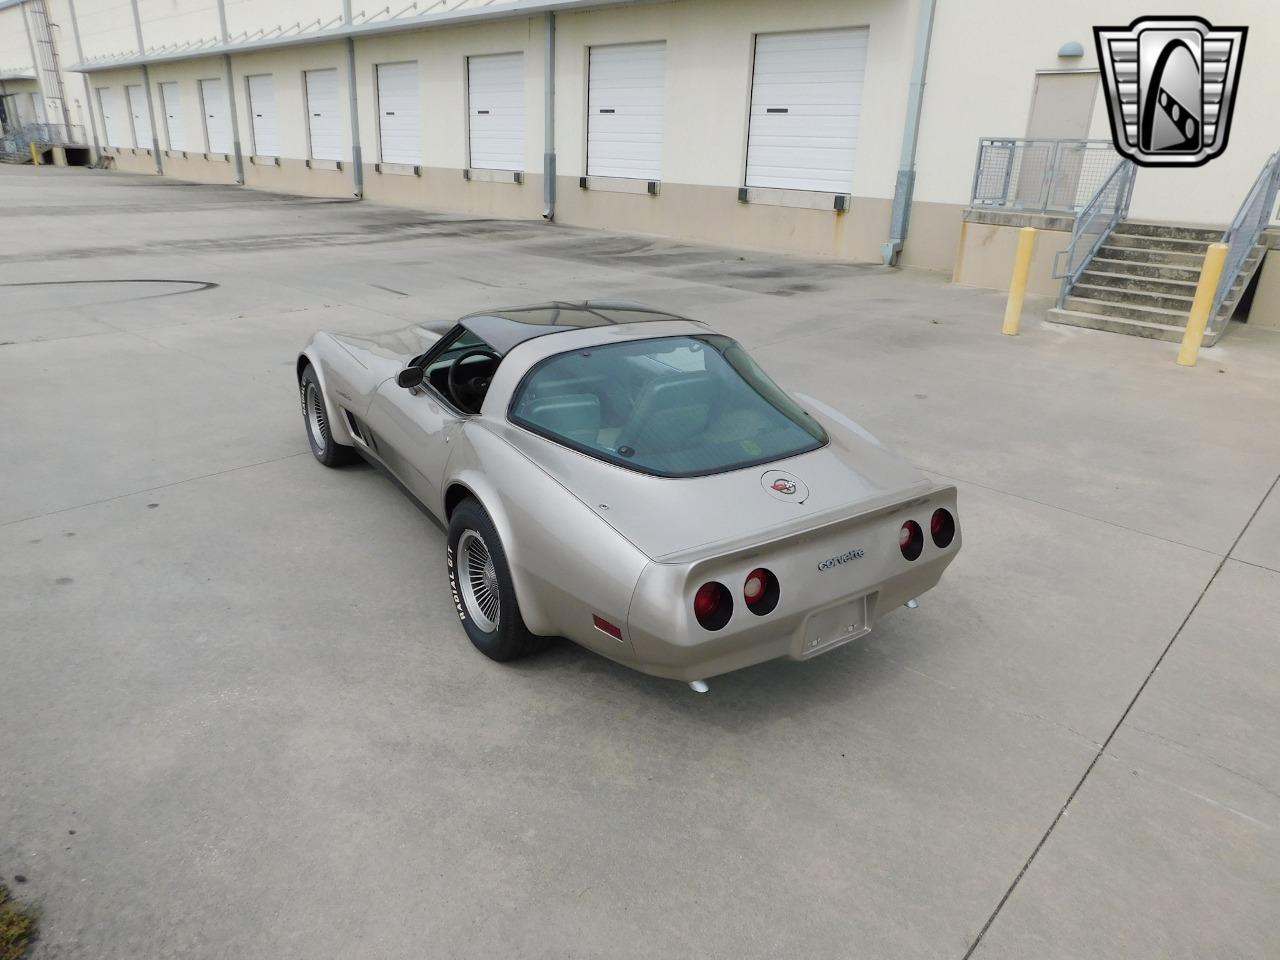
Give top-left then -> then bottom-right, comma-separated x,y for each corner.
199,78 -> 232,154
126,84 -> 151,148
305,69 -> 342,161
246,75 -> 279,157
375,61 -> 420,165
587,41 -> 665,180
97,87 -> 127,148
158,81 -> 186,152
746,28 -> 868,193
467,52 -> 524,171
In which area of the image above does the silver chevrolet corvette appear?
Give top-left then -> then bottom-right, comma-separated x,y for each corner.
297,302 -> 960,690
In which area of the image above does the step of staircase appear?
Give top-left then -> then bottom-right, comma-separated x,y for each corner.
1112,221 -> 1224,242
1070,283 -> 1196,312
1062,296 -> 1202,325
1095,244 -> 1208,267
1077,271 -> 1199,296
1077,269 -> 1246,297
1105,232 -> 1213,253
1046,307 -> 1192,342
1086,258 -> 1205,282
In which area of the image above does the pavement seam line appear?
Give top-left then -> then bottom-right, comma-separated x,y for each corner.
1226,556 -> 1280,576
922,466 -> 1226,560
959,468 -> 1280,960
0,451 -> 311,528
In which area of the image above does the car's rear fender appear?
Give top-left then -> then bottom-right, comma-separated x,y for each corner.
445,427 -> 650,656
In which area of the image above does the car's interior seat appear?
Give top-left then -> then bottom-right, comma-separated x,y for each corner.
522,393 -> 602,446
612,372 -> 716,457
525,372 -> 610,402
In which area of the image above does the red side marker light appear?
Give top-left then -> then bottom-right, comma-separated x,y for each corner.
592,615 -> 623,640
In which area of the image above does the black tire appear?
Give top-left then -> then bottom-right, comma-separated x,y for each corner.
447,498 -> 550,662
299,364 -> 358,467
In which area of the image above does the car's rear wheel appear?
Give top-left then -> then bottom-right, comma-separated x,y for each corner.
447,498 -> 550,662
299,364 -> 357,467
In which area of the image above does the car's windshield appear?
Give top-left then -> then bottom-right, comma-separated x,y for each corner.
509,334 -> 827,477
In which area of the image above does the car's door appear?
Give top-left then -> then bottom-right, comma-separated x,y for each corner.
365,326 -> 499,515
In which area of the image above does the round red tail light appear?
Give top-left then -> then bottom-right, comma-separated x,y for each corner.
693,581 -> 732,631
900,520 -> 924,561
743,567 -> 780,616
930,508 -> 956,548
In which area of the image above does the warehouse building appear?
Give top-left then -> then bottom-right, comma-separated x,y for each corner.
2,0 -> 1277,335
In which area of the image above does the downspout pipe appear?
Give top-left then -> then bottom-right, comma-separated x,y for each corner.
343,0 -> 363,198
542,10 -> 555,220
67,0 -> 103,162
128,0 -> 163,174
215,0 -> 245,184
882,0 -> 937,266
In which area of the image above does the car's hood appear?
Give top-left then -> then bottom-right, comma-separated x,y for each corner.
495,393 -> 934,562
328,322 -> 452,369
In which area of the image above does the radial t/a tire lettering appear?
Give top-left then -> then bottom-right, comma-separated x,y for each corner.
446,498 -> 550,662
299,364 -> 358,467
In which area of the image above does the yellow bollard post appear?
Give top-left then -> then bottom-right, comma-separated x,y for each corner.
30,143 -> 40,166
1002,227 -> 1037,336
1176,242 -> 1229,367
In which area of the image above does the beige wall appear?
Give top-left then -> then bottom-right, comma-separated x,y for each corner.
918,0 -> 1280,228
223,0 -> 344,41
232,42 -> 348,164
80,0 -> 923,265
1248,252 -> 1279,331
553,0 -> 914,196
0,5 -> 33,75
952,220 -> 1072,298
60,0 -> 1280,280
2,76 -> 39,125
353,18 -> 544,173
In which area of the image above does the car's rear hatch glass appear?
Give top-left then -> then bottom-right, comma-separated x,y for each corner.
508,335 -> 828,478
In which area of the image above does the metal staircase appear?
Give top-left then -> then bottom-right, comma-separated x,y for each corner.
1048,150 -> 1280,346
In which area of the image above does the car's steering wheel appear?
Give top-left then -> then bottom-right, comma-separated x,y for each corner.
447,348 -> 501,412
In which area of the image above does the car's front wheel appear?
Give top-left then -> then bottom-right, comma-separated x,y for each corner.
447,498 -> 549,662
299,364 -> 357,467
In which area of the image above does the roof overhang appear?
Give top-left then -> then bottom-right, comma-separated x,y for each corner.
0,70 -> 37,82
69,0 -> 649,74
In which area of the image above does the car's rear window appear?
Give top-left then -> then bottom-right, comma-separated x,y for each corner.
509,335 -> 827,477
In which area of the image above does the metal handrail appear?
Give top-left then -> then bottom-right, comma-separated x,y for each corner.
1206,150 -> 1280,338
1052,157 -> 1137,306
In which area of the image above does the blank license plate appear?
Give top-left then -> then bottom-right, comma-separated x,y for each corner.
800,596 -> 869,658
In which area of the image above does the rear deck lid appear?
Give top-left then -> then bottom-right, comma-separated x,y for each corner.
497,406 -> 931,561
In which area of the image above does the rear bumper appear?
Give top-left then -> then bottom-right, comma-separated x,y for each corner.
621,487 -> 961,681
623,552 -> 952,681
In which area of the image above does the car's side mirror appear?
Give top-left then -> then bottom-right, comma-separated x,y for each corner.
397,366 -> 424,389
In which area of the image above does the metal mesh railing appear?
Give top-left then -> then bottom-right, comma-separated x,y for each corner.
970,138 -> 1123,214
1207,150 -> 1280,339
0,122 -> 88,158
1052,158 -> 1137,305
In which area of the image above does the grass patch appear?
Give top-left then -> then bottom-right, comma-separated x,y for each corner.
0,884 -> 37,960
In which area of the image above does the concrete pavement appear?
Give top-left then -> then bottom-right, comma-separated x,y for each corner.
1,166 -> 1278,959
